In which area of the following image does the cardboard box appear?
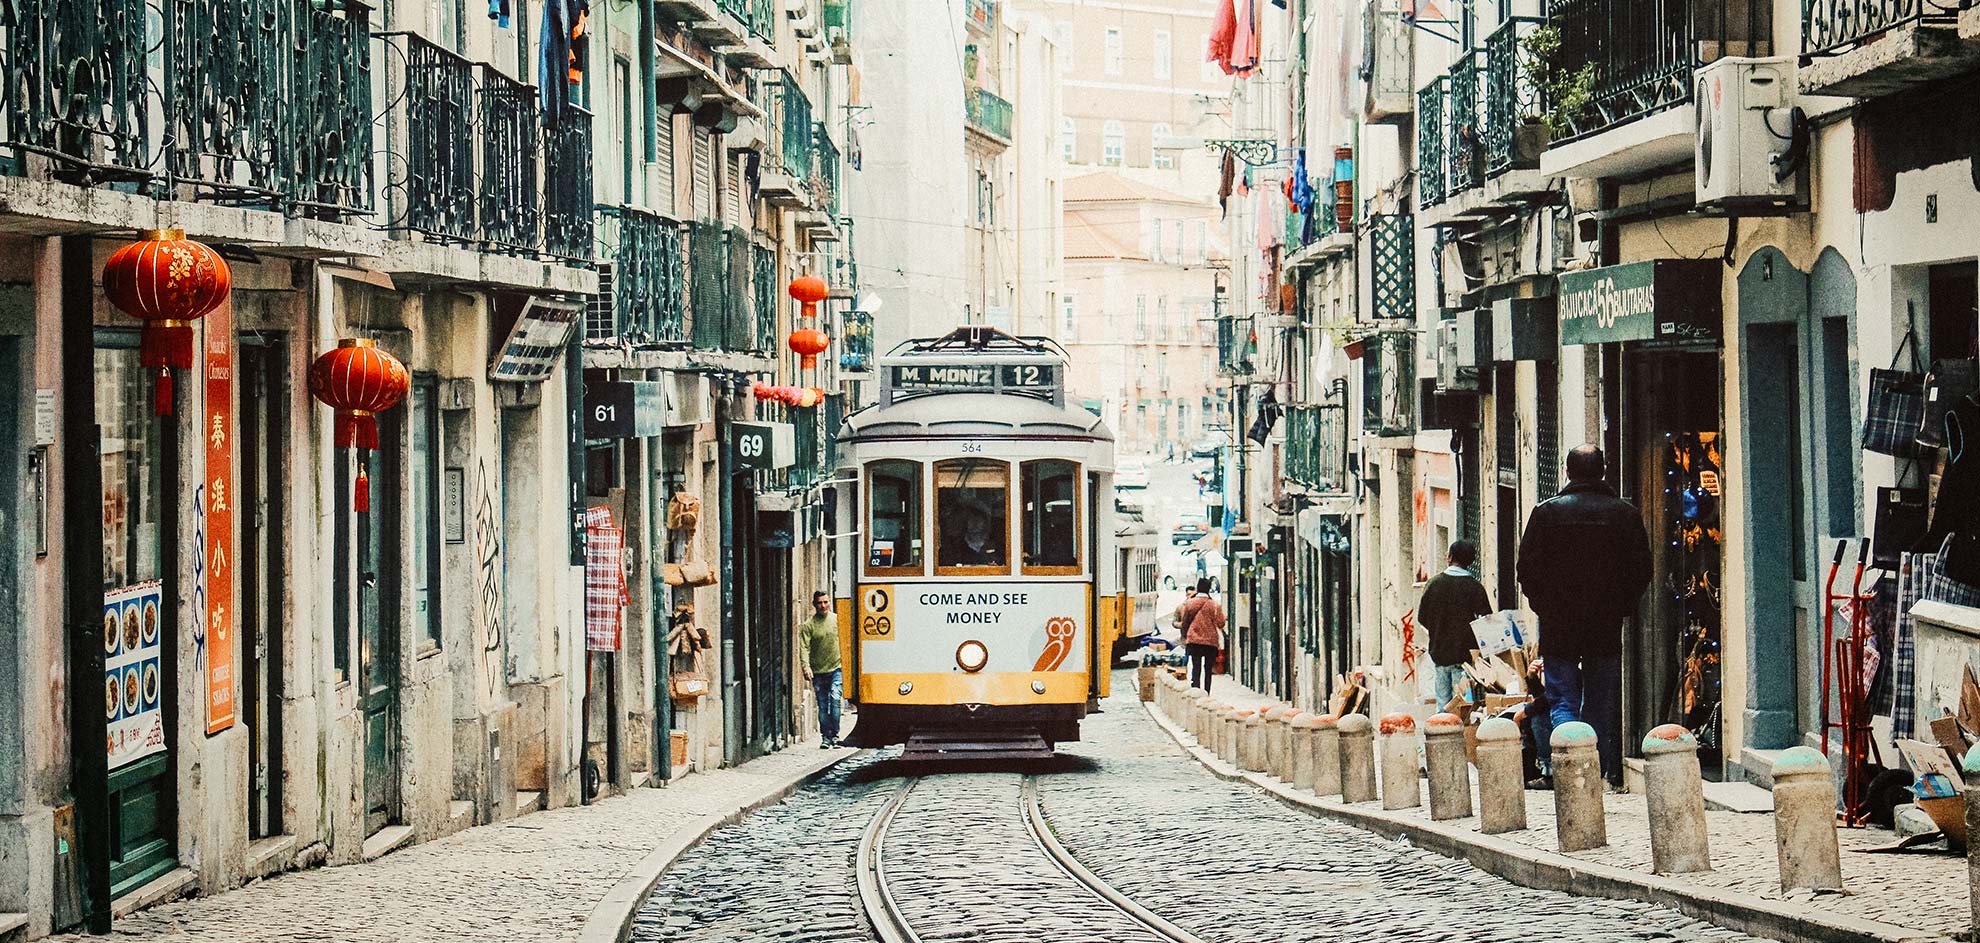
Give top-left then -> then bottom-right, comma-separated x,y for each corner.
1896,738 -> 1968,847
670,730 -> 689,770
1136,666 -> 1157,702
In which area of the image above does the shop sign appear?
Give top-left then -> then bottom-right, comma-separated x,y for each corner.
105,582 -> 166,767
1490,296 -> 1558,361
585,380 -> 664,439
202,302 -> 236,734
731,421 -> 795,470
1558,259 -> 1720,346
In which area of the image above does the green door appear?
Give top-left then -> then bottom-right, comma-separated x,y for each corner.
97,338 -> 177,895
358,416 -> 401,835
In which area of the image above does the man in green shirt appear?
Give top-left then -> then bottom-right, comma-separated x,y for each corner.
798,591 -> 843,747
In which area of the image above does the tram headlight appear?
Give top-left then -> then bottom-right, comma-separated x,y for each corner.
897,681 -> 913,696
955,639 -> 989,673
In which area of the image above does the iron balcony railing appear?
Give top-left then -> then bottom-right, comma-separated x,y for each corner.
689,221 -> 772,354
966,0 -> 996,31
1483,17 -> 1547,177
594,206 -> 687,345
1544,0 -> 1769,142
1217,316 -> 1256,377
840,308 -> 874,373
1447,50 -> 1484,194
967,87 -> 1014,142
399,36 -> 479,244
718,0 -> 775,40
813,123 -> 842,217
1284,405 -> 1347,493
1362,327 -> 1416,437
770,71 -> 815,180
478,64 -> 542,252
751,243 -> 779,353
3,0 -> 372,214
1416,79 -> 1446,207
544,108 -> 595,260
1804,0 -> 1971,57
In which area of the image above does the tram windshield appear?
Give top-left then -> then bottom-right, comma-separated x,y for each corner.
936,458 -> 1009,570
1021,460 -> 1080,572
867,460 -> 924,572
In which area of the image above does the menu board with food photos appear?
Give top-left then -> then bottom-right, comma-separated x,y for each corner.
105,581 -> 166,768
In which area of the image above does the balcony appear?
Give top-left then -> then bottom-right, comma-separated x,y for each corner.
1284,405 -> 1347,493
1422,20 -> 1555,223
759,72 -> 815,207
4,0 -> 372,217
839,308 -> 874,373
966,87 -> 1014,146
1361,327 -> 1416,438
966,0 -> 996,34
1364,1 -> 1414,123
478,65 -> 542,252
544,109 -> 595,260
1483,17 -> 1548,179
1216,316 -> 1256,377
1416,80 -> 1446,208
1802,0 -> 1980,98
592,207 -> 688,345
689,221 -> 776,355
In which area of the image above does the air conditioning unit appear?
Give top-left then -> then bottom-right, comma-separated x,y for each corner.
1694,56 -> 1798,212
1434,319 -> 1478,392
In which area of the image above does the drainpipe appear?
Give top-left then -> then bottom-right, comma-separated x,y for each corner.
62,235 -> 111,933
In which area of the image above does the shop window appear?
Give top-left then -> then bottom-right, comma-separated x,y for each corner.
410,379 -> 442,651
867,460 -> 924,574
98,339 -> 163,591
935,458 -> 1010,572
1021,460 -> 1081,573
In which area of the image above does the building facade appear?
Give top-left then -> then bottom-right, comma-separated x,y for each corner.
1223,0 -> 1980,792
0,0 -> 867,935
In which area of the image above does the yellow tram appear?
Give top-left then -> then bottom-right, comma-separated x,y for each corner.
833,328 -> 1123,758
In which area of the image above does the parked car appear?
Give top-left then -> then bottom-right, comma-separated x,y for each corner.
1171,522 -> 1209,546
1189,437 -> 1222,459
1117,463 -> 1151,490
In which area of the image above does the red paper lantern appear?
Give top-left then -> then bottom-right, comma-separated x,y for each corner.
788,326 -> 830,370
787,276 -> 832,371
308,339 -> 410,512
788,275 -> 829,306
101,229 -> 232,415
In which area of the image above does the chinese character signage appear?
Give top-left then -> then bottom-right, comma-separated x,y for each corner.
204,302 -> 236,733
105,582 -> 166,768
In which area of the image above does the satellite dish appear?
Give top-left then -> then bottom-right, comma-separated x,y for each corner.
853,291 -> 884,314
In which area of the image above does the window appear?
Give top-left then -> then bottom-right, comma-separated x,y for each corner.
1062,117 -> 1078,162
976,169 -> 993,224
1151,122 -> 1174,169
1021,460 -> 1081,573
410,379 -> 442,649
1056,21 -> 1073,71
1104,27 -> 1123,74
1201,33 -> 1221,81
1102,120 -> 1124,166
1061,293 -> 1077,340
1195,220 -> 1208,262
1135,294 -> 1149,340
1156,297 -> 1170,339
867,460 -> 924,574
935,459 -> 1010,572
1153,30 -> 1172,79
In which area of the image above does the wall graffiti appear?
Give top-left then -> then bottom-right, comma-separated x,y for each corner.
474,459 -> 505,705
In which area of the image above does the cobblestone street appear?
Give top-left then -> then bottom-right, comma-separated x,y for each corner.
630,674 -> 1765,942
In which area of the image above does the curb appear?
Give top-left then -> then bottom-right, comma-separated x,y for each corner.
1141,703 -> 1946,943
576,747 -> 866,943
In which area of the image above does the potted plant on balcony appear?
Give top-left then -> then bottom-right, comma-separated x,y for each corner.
1521,25 -> 1595,147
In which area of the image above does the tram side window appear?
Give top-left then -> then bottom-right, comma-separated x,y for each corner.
936,459 -> 1009,570
868,461 -> 924,571
1021,459 -> 1080,571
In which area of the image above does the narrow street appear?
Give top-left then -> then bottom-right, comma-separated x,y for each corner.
630,677 -> 1754,943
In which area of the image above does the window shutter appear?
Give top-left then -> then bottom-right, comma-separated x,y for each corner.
653,113 -> 676,217
692,127 -> 715,220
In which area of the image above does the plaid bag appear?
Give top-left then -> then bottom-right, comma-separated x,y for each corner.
1865,328 -> 1925,457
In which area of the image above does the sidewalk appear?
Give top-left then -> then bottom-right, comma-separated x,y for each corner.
55,744 -> 856,943
1161,674 -> 1961,943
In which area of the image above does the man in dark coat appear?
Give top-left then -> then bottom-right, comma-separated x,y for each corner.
1418,541 -> 1493,707
1516,445 -> 1652,785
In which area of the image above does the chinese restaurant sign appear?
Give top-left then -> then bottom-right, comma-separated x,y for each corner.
1557,258 -> 1721,346
204,303 -> 236,734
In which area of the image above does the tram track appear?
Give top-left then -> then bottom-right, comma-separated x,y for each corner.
856,773 -> 1207,943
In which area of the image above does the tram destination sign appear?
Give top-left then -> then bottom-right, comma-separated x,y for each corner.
888,362 -> 1060,395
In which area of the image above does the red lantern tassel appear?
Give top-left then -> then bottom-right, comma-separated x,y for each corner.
153,367 -> 173,416
139,321 -> 196,370
354,453 -> 370,514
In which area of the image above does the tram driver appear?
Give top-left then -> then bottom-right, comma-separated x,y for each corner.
945,506 -> 1006,567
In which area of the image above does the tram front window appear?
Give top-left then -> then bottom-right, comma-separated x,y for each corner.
936,458 -> 1009,570
867,460 -> 924,572
1022,459 -> 1080,572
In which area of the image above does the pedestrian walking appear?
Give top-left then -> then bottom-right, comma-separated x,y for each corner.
1418,541 -> 1493,707
797,591 -> 844,748
1516,445 -> 1652,784
1178,577 -> 1227,692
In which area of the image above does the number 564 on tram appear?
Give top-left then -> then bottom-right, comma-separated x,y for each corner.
831,328 -> 1124,758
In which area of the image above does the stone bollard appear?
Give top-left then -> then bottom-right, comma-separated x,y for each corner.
1220,708 -> 1243,765
1211,704 -> 1231,758
1290,714 -> 1320,790
1963,745 -> 1980,932
1241,712 -> 1268,773
1266,706 -> 1296,777
1423,712 -> 1472,821
1378,712 -> 1421,810
1312,714 -> 1343,798
1772,746 -> 1843,892
1186,690 -> 1208,741
1338,713 -> 1377,803
1641,724 -> 1711,874
1550,721 -> 1608,852
1474,717 -> 1526,834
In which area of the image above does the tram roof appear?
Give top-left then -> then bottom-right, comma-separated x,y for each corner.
840,392 -> 1114,443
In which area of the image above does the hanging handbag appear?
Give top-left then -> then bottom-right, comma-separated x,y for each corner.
667,492 -> 702,533
679,559 -> 717,587
1864,327 -> 1925,456
1920,359 -> 1979,450
1872,475 -> 1929,570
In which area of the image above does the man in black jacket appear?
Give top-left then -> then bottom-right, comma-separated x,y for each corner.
1419,541 -> 1493,707
1516,445 -> 1652,785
